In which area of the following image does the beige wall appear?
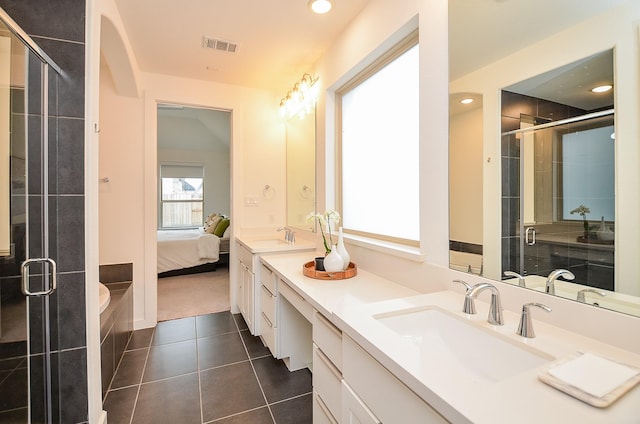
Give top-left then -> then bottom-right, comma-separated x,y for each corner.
449,106 -> 483,245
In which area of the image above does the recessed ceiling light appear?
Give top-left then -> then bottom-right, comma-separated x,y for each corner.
309,0 -> 333,14
591,84 -> 612,93
460,98 -> 474,104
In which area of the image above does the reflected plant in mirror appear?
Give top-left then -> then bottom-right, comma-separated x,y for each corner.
449,0 -> 640,318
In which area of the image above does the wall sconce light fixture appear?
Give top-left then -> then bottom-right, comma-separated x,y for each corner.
279,73 -> 319,119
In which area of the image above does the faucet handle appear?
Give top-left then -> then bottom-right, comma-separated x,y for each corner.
577,288 -> 606,303
504,271 -> 526,288
453,280 -> 476,314
517,303 -> 551,338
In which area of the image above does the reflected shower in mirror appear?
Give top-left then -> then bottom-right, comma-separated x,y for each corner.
286,110 -> 316,231
448,0 -> 640,318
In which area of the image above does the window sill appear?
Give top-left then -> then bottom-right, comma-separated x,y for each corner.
343,233 -> 425,263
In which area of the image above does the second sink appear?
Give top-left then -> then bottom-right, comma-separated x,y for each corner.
374,306 -> 553,383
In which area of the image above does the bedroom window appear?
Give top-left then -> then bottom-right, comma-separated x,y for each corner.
160,164 -> 205,228
336,31 -> 419,245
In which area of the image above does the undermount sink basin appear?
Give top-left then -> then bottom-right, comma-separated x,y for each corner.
374,307 -> 553,383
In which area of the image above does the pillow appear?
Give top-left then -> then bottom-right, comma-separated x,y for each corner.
213,218 -> 230,237
205,215 -> 222,234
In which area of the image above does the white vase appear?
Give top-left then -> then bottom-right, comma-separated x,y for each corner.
336,227 -> 350,270
323,244 -> 344,273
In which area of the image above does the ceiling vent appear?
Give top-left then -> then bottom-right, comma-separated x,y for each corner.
203,36 -> 239,53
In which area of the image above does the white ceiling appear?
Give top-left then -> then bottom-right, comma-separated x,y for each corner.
115,0 -> 625,117
114,0 -> 371,95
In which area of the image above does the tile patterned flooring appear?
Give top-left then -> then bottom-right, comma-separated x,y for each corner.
103,312 -> 312,424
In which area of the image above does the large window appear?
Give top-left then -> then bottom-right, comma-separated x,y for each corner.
160,164 -> 204,228
337,33 -> 419,244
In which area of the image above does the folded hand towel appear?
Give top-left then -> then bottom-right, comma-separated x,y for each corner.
547,353 -> 639,398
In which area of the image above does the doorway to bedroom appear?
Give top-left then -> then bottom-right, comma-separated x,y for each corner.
156,104 -> 232,322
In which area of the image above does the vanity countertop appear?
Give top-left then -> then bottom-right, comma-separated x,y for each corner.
261,252 -> 640,423
259,252 -> 419,319
235,235 -> 316,254
337,291 -> 640,424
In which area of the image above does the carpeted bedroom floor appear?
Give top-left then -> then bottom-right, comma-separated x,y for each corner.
157,268 -> 230,322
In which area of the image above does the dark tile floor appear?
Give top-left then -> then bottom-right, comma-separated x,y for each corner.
103,312 -> 312,424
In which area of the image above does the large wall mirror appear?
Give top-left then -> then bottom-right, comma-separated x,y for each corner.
285,110 -> 316,231
449,0 -> 640,317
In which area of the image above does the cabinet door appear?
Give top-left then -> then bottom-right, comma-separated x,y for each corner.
237,260 -> 245,313
342,382 -> 380,424
242,265 -> 255,332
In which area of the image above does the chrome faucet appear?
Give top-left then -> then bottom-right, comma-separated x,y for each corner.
517,303 -> 551,338
577,288 -> 606,303
504,271 -> 526,288
453,280 -> 476,314
277,226 -> 295,243
545,269 -> 575,295
465,282 -> 504,325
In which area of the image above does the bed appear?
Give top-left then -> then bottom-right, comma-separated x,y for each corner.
157,227 -> 229,275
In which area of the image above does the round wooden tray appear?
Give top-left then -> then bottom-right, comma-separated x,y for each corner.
303,261 -> 357,280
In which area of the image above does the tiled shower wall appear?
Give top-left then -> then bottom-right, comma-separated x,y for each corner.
0,0 -> 88,422
500,90 -> 586,275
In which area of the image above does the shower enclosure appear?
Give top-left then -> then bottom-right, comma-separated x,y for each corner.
0,8 -> 61,423
501,110 -> 615,291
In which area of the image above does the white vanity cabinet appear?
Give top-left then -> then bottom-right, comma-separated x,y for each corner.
313,311 -> 344,423
342,335 -> 449,424
235,237 -> 315,335
258,260 -> 313,372
237,243 -> 256,333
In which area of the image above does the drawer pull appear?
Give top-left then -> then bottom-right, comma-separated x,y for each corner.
262,312 -> 273,328
315,392 -> 338,424
261,284 -> 275,298
315,344 -> 342,380
316,311 -> 342,338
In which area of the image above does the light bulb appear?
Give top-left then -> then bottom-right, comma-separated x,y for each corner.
591,84 -> 612,93
309,0 -> 332,14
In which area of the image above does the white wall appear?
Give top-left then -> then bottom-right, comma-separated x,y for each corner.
99,55 -> 286,329
312,0 -> 450,293
98,62 -> 145,273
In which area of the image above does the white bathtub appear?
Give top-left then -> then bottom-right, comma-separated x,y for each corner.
99,283 -> 111,314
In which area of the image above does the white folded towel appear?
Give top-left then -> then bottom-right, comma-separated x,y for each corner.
547,353 -> 640,398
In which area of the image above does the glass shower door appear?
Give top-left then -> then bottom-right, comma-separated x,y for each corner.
502,111 -> 616,291
0,14 -> 59,423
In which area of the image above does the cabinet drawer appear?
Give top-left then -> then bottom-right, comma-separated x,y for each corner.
343,336 -> 448,424
314,311 -> 343,371
238,243 -> 254,272
313,344 -> 342,421
260,284 -> 277,324
260,263 -> 277,293
314,390 -> 339,424
260,312 -> 277,357
279,280 -> 313,321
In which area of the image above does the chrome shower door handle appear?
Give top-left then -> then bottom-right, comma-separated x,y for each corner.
21,257 -> 57,296
525,227 -> 536,246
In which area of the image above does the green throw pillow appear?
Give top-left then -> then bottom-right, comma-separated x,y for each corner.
213,218 -> 230,237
